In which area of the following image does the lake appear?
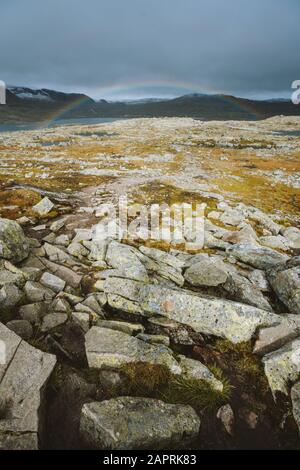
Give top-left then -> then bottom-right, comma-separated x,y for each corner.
0,117 -> 126,132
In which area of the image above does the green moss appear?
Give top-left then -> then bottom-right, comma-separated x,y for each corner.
214,339 -> 269,396
159,373 -> 232,413
120,362 -> 171,396
116,362 -> 231,413
215,339 -> 253,355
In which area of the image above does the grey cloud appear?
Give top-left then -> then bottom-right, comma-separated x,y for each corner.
0,0 -> 299,99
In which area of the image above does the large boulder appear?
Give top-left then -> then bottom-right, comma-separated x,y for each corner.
85,326 -> 181,374
0,322 -> 56,449
80,397 -> 200,450
0,218 -> 30,263
139,284 -> 280,343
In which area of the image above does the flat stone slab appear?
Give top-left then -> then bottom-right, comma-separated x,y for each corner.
80,397 -> 200,450
139,284 -> 280,343
85,326 -> 181,374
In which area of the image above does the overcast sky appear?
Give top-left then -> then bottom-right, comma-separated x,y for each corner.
0,0 -> 299,100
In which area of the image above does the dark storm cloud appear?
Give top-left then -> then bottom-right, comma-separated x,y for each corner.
0,0 -> 299,99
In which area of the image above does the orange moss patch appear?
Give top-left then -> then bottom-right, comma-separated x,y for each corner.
0,188 -> 41,219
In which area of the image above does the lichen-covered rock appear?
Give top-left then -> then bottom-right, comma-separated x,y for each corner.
262,339 -> 300,396
67,242 -> 90,259
282,227 -> 300,250
43,243 -> 73,264
138,247 -> 184,286
227,243 -> 289,270
184,258 -> 228,287
80,397 -> 200,450
85,326 -> 181,374
41,312 -> 68,332
268,265 -> 300,315
223,224 -> 258,245
87,239 -> 108,261
247,269 -> 269,292
104,276 -> 145,314
0,269 -> 25,288
223,272 -> 272,311
32,197 -> 54,217
40,271 -> 66,293
82,295 -> 105,317
259,235 -> 291,252
139,245 -> 184,270
107,293 -> 144,315
105,240 -> 148,282
72,311 -> 90,332
50,218 -> 65,233
139,284 -> 280,343
24,281 -> 56,302
42,259 -> 82,288
178,355 -> 223,391
51,297 -> 71,313
204,232 -> 230,250
0,218 -> 30,263
0,284 -> 24,309
0,322 -> 56,449
220,209 -> 245,226
6,320 -> 33,341
253,323 -> 298,356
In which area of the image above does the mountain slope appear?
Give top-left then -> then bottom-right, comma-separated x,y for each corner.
1,87 -> 299,124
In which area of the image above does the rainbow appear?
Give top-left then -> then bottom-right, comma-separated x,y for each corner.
41,79 -> 262,127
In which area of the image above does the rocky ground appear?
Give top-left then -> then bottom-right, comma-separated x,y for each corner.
0,116 -> 300,450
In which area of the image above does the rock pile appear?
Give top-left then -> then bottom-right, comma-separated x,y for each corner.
0,196 -> 300,449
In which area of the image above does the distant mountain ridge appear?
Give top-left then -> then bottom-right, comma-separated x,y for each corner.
1,86 -> 299,124
8,86 -> 95,104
